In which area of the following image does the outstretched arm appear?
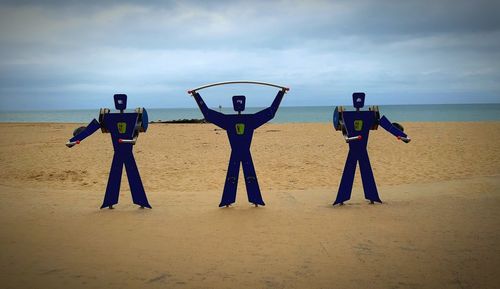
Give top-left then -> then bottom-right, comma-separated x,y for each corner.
252,89 -> 286,128
379,115 -> 411,143
66,119 -> 101,147
192,92 -> 227,129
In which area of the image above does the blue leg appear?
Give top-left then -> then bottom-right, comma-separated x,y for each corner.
220,152 -> 240,207
334,150 -> 357,206
358,150 -> 382,203
123,152 -> 152,208
241,151 -> 265,206
101,153 -> 123,209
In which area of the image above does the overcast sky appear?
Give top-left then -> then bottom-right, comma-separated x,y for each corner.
0,0 -> 499,110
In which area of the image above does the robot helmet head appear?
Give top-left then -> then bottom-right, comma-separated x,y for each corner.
352,92 -> 365,109
114,94 -> 127,111
232,95 -> 246,112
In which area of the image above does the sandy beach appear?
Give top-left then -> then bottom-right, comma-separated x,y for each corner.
0,122 -> 499,289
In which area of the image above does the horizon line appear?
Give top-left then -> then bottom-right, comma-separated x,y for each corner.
1,102 -> 500,112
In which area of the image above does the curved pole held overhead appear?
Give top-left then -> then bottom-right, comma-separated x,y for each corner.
188,80 -> 290,95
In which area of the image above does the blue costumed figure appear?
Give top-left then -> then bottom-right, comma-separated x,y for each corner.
332,92 -> 411,206
188,81 -> 289,207
65,94 -> 151,209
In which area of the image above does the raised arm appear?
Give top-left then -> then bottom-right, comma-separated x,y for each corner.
66,119 -> 101,147
192,92 -> 227,129
379,115 -> 411,143
252,89 -> 286,128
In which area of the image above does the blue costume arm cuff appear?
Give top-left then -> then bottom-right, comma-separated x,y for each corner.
69,119 -> 101,142
193,92 -> 226,129
379,116 -> 408,138
253,90 -> 285,128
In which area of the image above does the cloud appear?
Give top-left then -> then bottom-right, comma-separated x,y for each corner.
0,0 -> 499,110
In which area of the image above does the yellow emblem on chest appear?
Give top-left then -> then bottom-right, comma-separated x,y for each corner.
354,120 -> 363,131
117,122 -> 127,134
235,123 -> 245,135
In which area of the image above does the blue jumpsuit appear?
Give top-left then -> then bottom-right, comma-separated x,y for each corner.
334,111 -> 409,205
69,113 -> 151,209
334,111 -> 381,205
193,91 -> 284,207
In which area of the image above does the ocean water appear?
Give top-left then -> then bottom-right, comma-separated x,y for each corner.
0,104 -> 499,123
